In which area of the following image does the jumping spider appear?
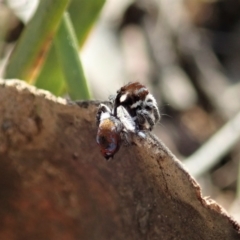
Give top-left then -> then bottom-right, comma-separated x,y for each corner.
96,82 -> 160,159
114,82 -> 160,131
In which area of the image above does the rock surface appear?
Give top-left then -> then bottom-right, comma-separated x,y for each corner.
0,79 -> 239,240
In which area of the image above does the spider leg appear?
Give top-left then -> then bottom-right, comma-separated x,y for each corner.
145,102 -> 160,124
152,105 -> 161,123
108,94 -> 116,103
120,130 -> 131,146
96,104 -> 112,126
145,94 -> 161,123
136,109 -> 155,131
116,105 -> 136,133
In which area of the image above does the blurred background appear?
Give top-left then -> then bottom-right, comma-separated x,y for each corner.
0,0 -> 240,222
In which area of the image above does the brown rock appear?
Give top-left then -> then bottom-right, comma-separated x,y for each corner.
0,79 -> 239,240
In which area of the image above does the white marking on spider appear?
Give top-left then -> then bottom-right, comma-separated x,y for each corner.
100,112 -> 111,121
137,131 -> 146,138
130,100 -> 142,109
116,105 -> 135,132
120,93 -> 128,103
145,94 -> 156,104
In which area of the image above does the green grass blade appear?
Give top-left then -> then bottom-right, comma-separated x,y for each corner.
34,0 -> 106,97
35,46 -> 65,96
68,0 -> 106,46
54,13 -> 90,100
4,0 -> 69,82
